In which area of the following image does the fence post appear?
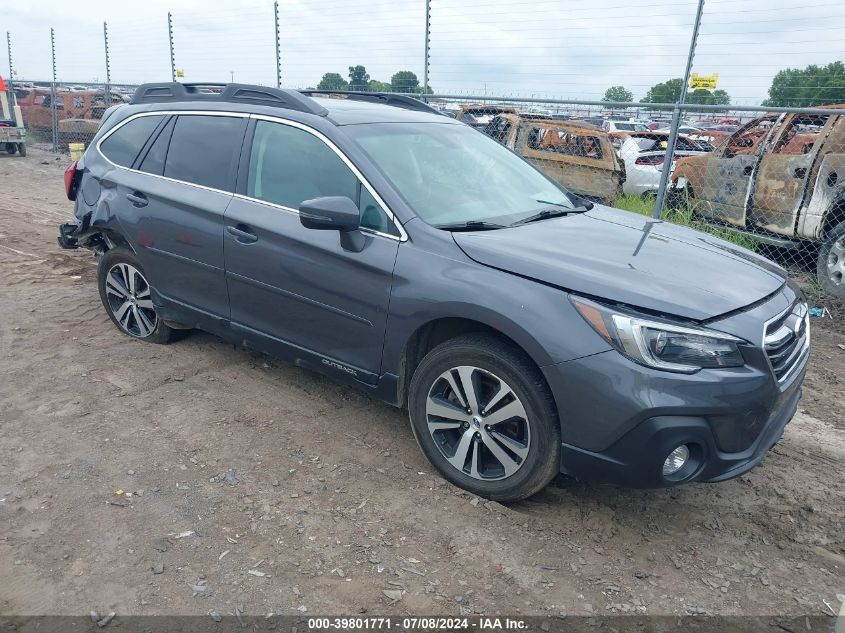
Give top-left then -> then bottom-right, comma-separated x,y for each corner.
422,0 -> 431,100
5,32 -> 13,91
168,12 -> 176,82
50,27 -> 58,153
103,22 -> 111,101
652,0 -> 705,219
274,1 -> 281,89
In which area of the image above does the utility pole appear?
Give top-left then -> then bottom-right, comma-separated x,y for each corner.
652,0 -> 705,218
6,32 -> 13,91
422,0 -> 430,100
50,27 -> 58,152
168,12 -> 176,82
103,22 -> 111,101
274,1 -> 281,88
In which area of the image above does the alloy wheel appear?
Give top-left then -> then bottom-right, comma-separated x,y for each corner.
827,237 -> 845,286
104,263 -> 158,337
425,365 -> 530,481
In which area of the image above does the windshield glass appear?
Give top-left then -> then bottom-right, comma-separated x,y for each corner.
345,122 -> 574,226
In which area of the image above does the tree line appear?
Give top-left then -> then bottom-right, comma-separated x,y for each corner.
315,60 -> 844,108
602,61 -> 845,107
316,65 -> 432,94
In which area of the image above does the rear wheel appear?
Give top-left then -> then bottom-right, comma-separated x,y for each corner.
97,247 -> 175,344
5,143 -> 17,155
817,221 -> 845,299
408,334 -> 560,502
17,143 -> 26,157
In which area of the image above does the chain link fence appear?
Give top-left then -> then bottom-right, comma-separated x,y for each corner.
3,1 -> 845,304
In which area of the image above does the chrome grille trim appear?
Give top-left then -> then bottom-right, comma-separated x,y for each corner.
762,301 -> 809,384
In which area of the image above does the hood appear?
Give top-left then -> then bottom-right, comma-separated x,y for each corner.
452,206 -> 786,321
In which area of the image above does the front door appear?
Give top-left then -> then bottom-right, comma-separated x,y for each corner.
223,118 -> 401,383
751,113 -> 833,236
697,116 -> 777,227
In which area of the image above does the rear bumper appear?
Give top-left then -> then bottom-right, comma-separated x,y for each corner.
58,222 -> 80,249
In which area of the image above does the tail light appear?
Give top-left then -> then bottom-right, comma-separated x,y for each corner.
635,155 -> 665,166
64,161 -> 82,201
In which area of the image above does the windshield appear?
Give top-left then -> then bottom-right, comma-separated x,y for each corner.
345,122 -> 574,226
615,122 -> 648,131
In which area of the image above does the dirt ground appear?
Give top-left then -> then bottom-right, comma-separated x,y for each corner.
1,148 -> 843,619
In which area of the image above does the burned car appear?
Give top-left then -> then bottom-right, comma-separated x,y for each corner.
483,113 -> 622,205
455,104 -> 518,129
671,107 -> 845,298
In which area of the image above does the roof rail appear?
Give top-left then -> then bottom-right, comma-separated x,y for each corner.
130,82 -> 328,117
299,90 -> 443,115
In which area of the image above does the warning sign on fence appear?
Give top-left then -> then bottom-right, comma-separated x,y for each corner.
690,72 -> 719,89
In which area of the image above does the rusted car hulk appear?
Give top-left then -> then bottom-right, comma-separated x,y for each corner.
484,113 -> 623,205
671,107 -> 845,298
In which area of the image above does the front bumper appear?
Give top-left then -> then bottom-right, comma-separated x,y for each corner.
556,374 -> 802,487
542,288 -> 808,487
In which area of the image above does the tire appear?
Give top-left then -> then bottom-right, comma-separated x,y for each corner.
408,333 -> 560,502
817,220 -> 845,299
97,247 -> 175,344
5,143 -> 16,155
17,143 -> 26,157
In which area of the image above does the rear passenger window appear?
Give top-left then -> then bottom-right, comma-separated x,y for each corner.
164,115 -> 245,191
138,118 -> 174,176
247,120 -> 357,209
99,115 -> 163,167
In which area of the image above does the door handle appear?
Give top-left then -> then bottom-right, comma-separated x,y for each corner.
226,224 -> 258,244
743,165 -> 753,176
126,191 -> 148,207
793,167 -> 807,179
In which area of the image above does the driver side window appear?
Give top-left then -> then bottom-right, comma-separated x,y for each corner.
246,120 -> 397,236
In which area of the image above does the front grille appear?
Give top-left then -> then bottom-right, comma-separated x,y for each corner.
763,302 -> 809,382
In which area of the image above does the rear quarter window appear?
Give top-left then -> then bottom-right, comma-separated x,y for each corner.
99,115 -> 164,168
164,115 -> 245,191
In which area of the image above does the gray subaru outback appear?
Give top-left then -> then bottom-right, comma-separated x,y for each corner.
58,83 -> 810,501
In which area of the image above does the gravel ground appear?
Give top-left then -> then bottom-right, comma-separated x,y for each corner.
0,148 -> 843,619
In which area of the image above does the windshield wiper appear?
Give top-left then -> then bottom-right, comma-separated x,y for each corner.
510,204 -> 592,226
435,220 -> 507,232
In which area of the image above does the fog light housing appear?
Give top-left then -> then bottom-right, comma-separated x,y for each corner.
662,445 -> 690,476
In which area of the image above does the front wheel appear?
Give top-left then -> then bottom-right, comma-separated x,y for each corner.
97,247 -> 175,344
817,221 -> 845,299
5,143 -> 17,155
408,334 -> 560,502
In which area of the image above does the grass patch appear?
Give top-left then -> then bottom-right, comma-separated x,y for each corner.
614,193 -> 758,252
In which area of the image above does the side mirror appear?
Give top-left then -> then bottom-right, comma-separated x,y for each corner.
299,196 -> 361,232
299,196 -> 366,252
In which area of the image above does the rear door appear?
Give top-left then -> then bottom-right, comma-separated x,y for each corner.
223,117 -> 401,381
98,112 -> 247,321
750,113 -> 832,236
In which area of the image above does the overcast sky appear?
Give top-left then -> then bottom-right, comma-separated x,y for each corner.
3,0 -> 843,104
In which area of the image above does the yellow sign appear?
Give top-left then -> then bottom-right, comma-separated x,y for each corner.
690,72 -> 718,90
175,68 -> 185,78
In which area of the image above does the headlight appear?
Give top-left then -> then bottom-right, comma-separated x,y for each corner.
571,297 -> 745,373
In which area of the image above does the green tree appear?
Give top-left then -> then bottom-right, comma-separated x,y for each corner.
602,86 -> 633,102
641,78 -> 684,104
687,88 -> 731,105
348,65 -> 370,91
391,70 -> 420,93
763,61 -> 845,106
316,72 -> 348,91
367,79 -> 392,92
